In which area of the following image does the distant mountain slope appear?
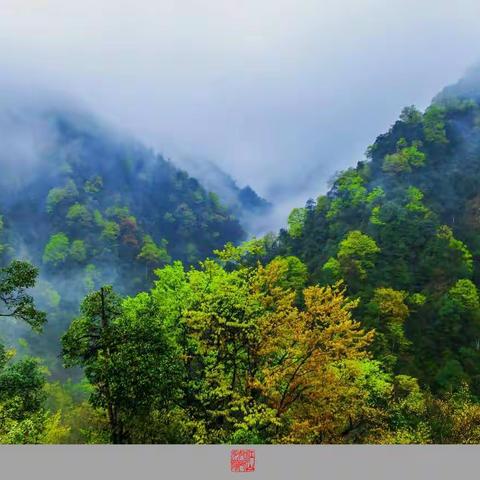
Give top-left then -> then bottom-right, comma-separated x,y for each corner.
269,69 -> 480,393
0,105 -> 250,287
0,101 -> 256,370
171,156 -> 272,235
434,64 -> 480,104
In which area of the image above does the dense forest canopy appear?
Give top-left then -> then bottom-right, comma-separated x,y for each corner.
0,105 -> 269,374
269,66 -> 480,397
3,70 -> 480,443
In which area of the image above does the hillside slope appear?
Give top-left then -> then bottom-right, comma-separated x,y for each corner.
270,69 -> 480,393
0,103 -> 256,369
0,102 -> 274,284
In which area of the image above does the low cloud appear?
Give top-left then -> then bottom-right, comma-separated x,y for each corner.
1,0 -> 480,229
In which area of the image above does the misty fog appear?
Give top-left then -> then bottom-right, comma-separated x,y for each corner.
1,0 -> 480,230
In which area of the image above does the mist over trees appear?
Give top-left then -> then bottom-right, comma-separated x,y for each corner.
0,105 -> 271,376
3,70 -> 480,443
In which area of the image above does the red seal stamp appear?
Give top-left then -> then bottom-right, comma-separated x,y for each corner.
230,449 -> 256,473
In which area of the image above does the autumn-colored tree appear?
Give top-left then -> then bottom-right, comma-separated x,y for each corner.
252,263 -> 375,443
134,246 -> 383,444
427,385 -> 480,443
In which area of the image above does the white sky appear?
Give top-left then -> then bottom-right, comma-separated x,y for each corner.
1,0 -> 480,226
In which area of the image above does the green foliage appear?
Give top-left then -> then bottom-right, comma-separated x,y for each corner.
70,240 -> 87,263
0,357 -> 46,419
93,210 -> 104,226
83,176 -> 103,194
405,187 -> 429,214
43,380 -> 108,444
266,88 -> 480,409
62,286 -> 183,443
66,203 -> 92,227
383,375 -> 430,444
326,169 -> 368,219
267,256 -> 308,297
334,169 -> 368,205
0,103 -> 265,443
322,257 -> 341,282
421,226 -> 473,285
440,279 -> 480,319
366,288 -> 411,370
333,230 -> 380,287
7,75 -> 480,445
423,105 -> 448,145
383,140 -> 426,174
0,260 -> 46,330
56,258 -> 387,443
101,221 -> 120,242
399,105 -> 423,125
287,208 -> 307,237
0,260 -> 49,443
435,360 -> 468,393
46,179 -> 79,214
214,238 -> 267,266
427,386 -> 480,443
438,279 -> 480,354
43,233 -> 70,267
366,186 -> 385,205
137,235 -> 170,266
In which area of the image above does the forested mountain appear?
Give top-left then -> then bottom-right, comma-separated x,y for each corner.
0,106 -> 250,276
0,103 -> 263,371
171,156 -> 272,235
4,71 -> 480,444
271,66 -> 480,395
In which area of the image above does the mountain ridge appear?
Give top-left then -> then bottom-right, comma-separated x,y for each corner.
266,71 -> 480,393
